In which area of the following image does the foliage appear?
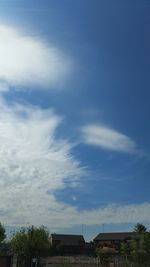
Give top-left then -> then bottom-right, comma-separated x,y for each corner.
0,222 -> 6,243
131,232 -> 150,267
120,242 -> 131,267
96,247 -> 109,266
134,223 -> 147,233
11,225 -> 51,267
121,224 -> 150,267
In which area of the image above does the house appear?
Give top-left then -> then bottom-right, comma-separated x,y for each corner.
50,234 -> 85,255
93,232 -> 139,251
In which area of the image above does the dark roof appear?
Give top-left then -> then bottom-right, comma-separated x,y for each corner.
51,234 -> 85,246
94,232 -> 139,241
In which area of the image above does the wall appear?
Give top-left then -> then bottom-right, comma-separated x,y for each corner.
0,256 -> 12,267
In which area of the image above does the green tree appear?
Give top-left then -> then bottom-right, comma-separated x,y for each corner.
0,222 -> 6,243
131,232 -> 150,267
120,242 -> 131,267
121,224 -> 150,267
96,247 -> 109,267
134,223 -> 147,234
0,223 -> 6,256
11,225 -> 51,267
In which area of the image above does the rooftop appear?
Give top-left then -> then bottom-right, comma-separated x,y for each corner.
94,232 -> 139,241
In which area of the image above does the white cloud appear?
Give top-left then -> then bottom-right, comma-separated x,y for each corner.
0,81 -> 9,92
0,25 -> 71,90
0,23 -> 147,233
81,124 -> 136,153
0,101 -> 147,230
76,203 -> 150,226
26,201 -> 150,229
0,98 -> 85,226
0,121 -> 148,229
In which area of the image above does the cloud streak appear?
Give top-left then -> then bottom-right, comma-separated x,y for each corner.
81,124 -> 136,153
0,98 -> 85,226
0,101 -> 148,229
0,23 -> 146,232
0,25 -> 71,90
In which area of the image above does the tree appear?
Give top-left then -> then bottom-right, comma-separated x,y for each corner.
0,223 -> 6,256
0,223 -> 6,243
134,223 -> 147,234
131,231 -> 150,267
11,225 -> 51,267
96,247 -> 111,267
120,242 -> 131,267
121,223 -> 150,267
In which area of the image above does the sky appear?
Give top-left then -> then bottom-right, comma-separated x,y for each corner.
0,0 -> 150,241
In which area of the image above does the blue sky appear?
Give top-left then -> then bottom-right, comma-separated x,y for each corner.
0,0 -> 150,241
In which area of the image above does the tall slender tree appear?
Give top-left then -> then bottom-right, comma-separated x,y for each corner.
0,222 -> 6,243
134,223 -> 147,233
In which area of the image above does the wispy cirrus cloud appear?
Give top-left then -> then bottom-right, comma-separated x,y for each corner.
52,202 -> 150,229
81,124 -> 137,154
0,22 -> 147,233
0,98 -> 85,226
0,24 -> 71,90
0,99 -> 149,229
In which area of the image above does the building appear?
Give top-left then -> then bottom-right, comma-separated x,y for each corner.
50,234 -> 85,255
93,232 -> 139,251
